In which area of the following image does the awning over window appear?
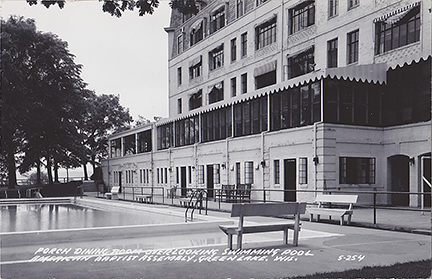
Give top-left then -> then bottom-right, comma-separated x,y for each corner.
254,60 -> 277,77
373,1 -> 420,24
189,55 -> 202,67
190,20 -> 202,30
325,63 -> 387,84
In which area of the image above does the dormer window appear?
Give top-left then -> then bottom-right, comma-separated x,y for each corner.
190,21 -> 203,46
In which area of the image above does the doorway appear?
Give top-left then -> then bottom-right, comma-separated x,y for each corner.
422,156 -> 431,207
207,164 -> 214,198
389,155 -> 409,206
181,166 -> 187,197
284,159 -> 296,202
118,171 -> 122,193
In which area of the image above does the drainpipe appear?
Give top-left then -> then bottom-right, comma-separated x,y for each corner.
261,131 -> 267,201
313,79 -> 325,197
280,0 -> 285,82
226,137 -> 230,184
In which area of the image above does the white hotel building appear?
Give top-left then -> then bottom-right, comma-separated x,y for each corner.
101,0 -> 431,207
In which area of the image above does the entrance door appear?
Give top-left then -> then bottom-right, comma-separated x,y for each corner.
207,164 -> 214,198
118,172 -> 122,193
422,157 -> 431,207
181,167 -> 187,197
389,155 -> 409,206
284,159 -> 296,202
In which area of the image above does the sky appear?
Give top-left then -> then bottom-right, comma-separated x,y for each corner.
1,0 -> 172,122
1,0 -> 172,179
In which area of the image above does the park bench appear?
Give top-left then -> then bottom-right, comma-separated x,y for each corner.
307,194 -> 358,225
219,202 -> 306,250
105,186 -> 120,200
135,194 -> 153,203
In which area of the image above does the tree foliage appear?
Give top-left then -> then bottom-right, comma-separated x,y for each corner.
1,16 -> 132,186
26,0 -> 201,17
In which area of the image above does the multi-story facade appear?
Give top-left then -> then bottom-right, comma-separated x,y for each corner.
101,0 -> 431,207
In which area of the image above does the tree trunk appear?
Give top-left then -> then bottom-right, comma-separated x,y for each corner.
92,154 -> 96,177
6,147 -> 17,189
54,160 -> 59,183
46,155 -> 53,184
83,163 -> 88,180
36,160 -> 41,185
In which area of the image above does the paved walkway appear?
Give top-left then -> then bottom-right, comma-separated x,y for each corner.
94,191 -> 432,235
1,195 -> 430,279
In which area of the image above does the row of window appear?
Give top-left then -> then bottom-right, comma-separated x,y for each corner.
177,1 -> 421,91
115,57 -> 431,154
177,0 -> 362,57
110,130 -> 152,158
115,156 -> 374,187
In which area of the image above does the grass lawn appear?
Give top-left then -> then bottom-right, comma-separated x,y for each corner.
287,259 -> 431,279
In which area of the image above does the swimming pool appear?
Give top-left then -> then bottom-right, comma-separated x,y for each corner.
1,202 -> 188,233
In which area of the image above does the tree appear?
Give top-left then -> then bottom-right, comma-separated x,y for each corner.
1,16 -> 88,186
79,92 -> 132,180
26,0 -> 201,17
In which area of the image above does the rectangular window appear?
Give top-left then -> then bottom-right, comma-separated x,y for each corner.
164,168 -> 168,184
214,164 -> 220,184
177,34 -> 183,54
157,168 -> 160,184
231,38 -> 237,62
237,0 -> 244,17
177,67 -> 182,86
375,6 -> 420,55
188,166 -> 192,184
274,160 -> 280,184
177,98 -> 182,114
339,157 -> 376,184
289,1 -> 315,35
255,70 -> 276,89
347,30 -> 359,64
255,17 -> 277,50
110,138 -> 121,158
329,0 -> 338,18
234,96 -> 267,137
123,134 -> 136,156
241,32 -> 247,57
201,106 -> 231,142
209,44 -> 224,71
327,38 -> 338,68
244,161 -> 254,184
235,162 -> 241,184
348,0 -> 359,10
231,77 -> 237,97
208,81 -> 224,104
157,123 -> 173,150
176,167 -> 179,184
241,73 -> 247,94
189,61 -> 202,80
198,165 -> 204,184
137,130 -> 152,153
189,89 -> 202,111
299,158 -> 307,184
288,46 -> 315,79
210,6 -> 225,34
190,22 -> 203,46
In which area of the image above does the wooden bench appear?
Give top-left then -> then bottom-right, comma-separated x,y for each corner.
135,194 -> 153,203
105,186 -> 120,200
307,194 -> 358,225
219,202 -> 306,250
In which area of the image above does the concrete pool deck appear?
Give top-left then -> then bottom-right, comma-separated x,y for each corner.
1,196 -> 431,279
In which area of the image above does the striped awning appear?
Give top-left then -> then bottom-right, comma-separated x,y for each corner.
254,60 -> 277,77
325,63 -> 387,84
373,2 -> 420,24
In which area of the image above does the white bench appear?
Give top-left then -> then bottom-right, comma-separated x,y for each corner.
106,186 -> 120,200
135,194 -> 153,203
219,202 -> 306,250
307,194 -> 358,225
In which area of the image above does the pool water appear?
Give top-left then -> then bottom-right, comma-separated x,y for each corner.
1,203 -> 186,232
